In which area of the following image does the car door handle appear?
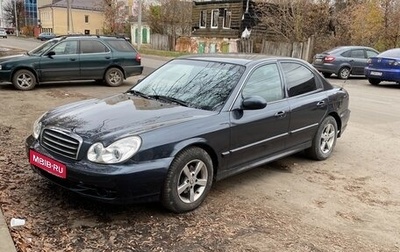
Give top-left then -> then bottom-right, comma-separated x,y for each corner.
274,111 -> 286,118
317,101 -> 326,107
105,56 -> 111,59
69,58 -> 76,61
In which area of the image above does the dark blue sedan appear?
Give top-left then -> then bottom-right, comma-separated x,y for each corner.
26,55 -> 350,213
365,48 -> 400,85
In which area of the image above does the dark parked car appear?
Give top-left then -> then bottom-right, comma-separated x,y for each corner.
364,48 -> 400,85
37,32 -> 56,41
313,46 -> 379,79
26,55 -> 350,213
0,35 -> 143,90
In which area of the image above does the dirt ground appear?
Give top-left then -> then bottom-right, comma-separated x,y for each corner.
0,73 -> 400,251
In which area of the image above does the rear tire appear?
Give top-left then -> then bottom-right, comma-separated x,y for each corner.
161,147 -> 214,213
306,116 -> 337,161
12,69 -> 37,90
338,67 -> 350,79
368,78 -> 381,85
104,68 -> 124,87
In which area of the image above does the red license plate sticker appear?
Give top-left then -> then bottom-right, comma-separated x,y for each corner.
29,150 -> 67,179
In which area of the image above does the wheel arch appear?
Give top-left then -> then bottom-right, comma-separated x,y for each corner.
328,112 -> 342,137
104,65 -> 126,79
170,139 -> 220,179
336,63 -> 351,74
11,67 -> 39,83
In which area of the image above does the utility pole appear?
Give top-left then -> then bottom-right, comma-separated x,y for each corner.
137,0 -> 141,50
14,0 -> 19,36
0,0 -> 3,27
67,0 -> 70,33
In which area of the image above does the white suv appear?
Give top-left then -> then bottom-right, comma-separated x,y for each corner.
0,28 -> 7,38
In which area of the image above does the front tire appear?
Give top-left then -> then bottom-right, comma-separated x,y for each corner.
162,147 -> 214,213
338,67 -> 350,79
12,69 -> 37,90
104,67 -> 124,87
306,116 -> 338,161
368,78 -> 381,85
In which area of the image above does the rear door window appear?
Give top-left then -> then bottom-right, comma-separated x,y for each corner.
281,62 -> 319,97
80,40 -> 109,54
350,49 -> 365,59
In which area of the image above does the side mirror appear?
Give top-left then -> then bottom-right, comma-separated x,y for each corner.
46,51 -> 55,57
242,96 -> 267,110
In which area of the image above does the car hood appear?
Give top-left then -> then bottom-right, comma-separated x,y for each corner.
0,54 -> 29,63
42,93 -> 215,141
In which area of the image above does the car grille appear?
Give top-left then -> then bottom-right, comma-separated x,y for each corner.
41,128 -> 82,159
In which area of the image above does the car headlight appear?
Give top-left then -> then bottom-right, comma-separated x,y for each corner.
87,136 -> 142,164
32,112 -> 47,139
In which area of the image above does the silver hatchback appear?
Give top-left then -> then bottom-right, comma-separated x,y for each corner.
0,28 -> 7,38
313,46 -> 378,79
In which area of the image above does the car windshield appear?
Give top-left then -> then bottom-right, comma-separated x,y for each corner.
28,39 -> 59,55
131,59 -> 245,111
378,49 -> 400,58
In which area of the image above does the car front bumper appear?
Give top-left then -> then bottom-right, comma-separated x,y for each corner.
26,135 -> 172,204
0,70 -> 12,82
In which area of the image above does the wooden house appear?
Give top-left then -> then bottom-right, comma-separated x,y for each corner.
191,0 -> 259,39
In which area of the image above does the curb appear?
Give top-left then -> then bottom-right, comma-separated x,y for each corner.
0,209 -> 17,252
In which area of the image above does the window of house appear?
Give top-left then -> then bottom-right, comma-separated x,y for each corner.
211,9 -> 219,28
85,15 -> 89,23
223,9 -> 231,28
281,62 -> 319,97
199,10 -> 207,28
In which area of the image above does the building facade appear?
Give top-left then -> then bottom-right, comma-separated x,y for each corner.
39,0 -> 105,35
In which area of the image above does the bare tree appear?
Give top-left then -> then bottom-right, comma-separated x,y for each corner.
256,0 -> 331,42
102,0 -> 130,35
2,0 -> 25,29
146,0 -> 192,37
380,0 -> 400,48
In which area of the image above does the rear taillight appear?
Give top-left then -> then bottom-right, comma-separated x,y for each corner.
324,56 -> 335,63
135,53 -> 141,64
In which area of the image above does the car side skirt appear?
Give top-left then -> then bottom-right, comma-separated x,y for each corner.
216,142 -> 311,181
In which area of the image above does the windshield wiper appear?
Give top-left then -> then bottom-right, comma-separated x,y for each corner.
148,95 -> 189,107
127,90 -> 150,99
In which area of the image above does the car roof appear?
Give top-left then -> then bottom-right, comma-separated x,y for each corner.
326,46 -> 377,54
177,54 -> 303,66
58,35 -> 127,40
